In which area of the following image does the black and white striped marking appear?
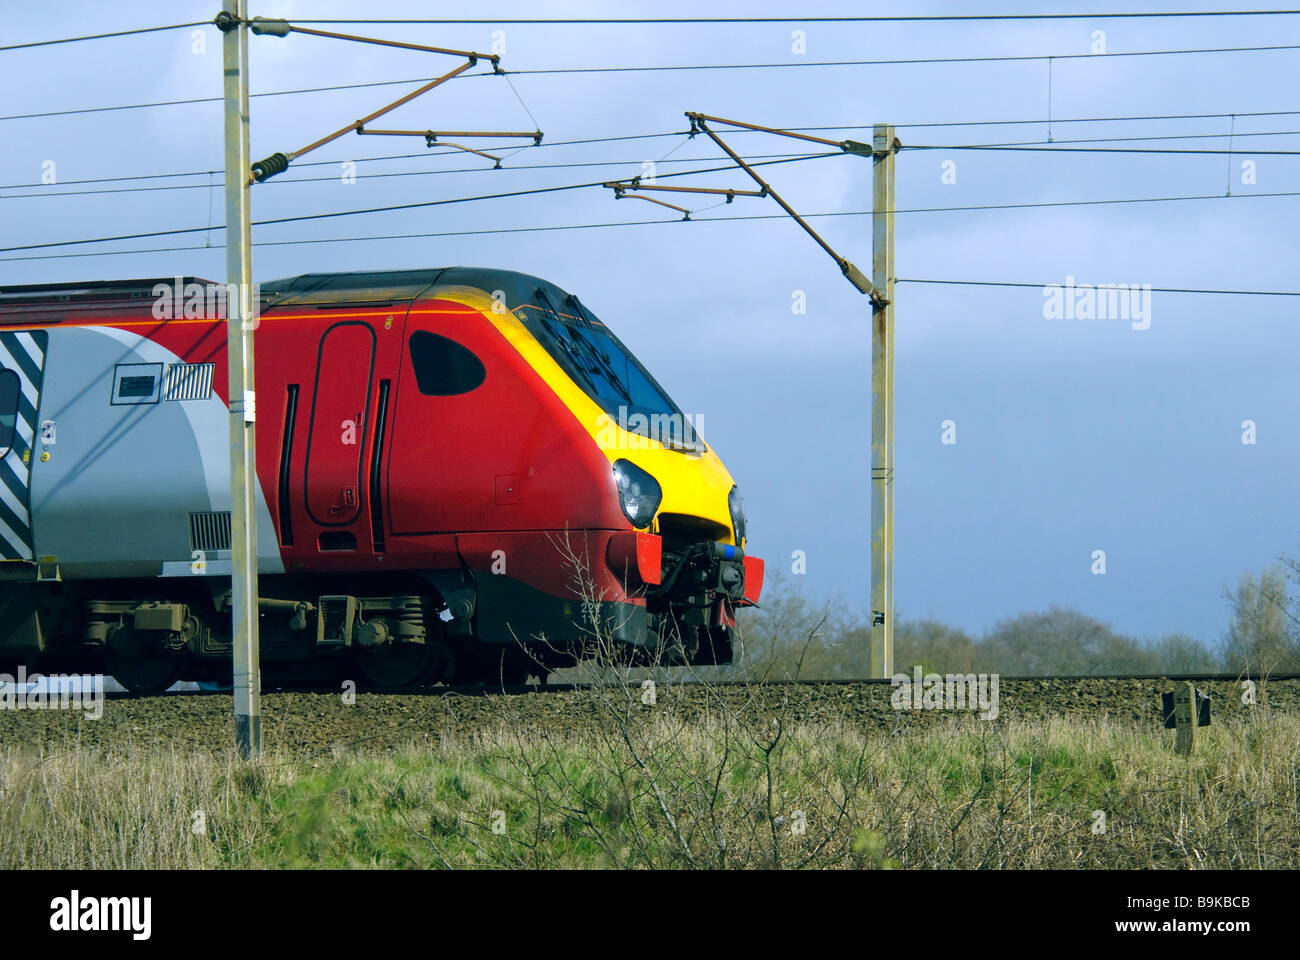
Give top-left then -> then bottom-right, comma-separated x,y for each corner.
0,330 -> 47,560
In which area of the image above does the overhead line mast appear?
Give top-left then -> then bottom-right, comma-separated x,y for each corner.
685,112 -> 897,680
216,1 -> 259,759
211,8 -> 544,758
606,112 -> 897,677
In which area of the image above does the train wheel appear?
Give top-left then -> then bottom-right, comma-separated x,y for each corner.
448,643 -> 534,686
356,640 -> 447,689
491,648 -> 535,686
106,648 -> 186,694
419,641 -> 456,686
104,623 -> 187,693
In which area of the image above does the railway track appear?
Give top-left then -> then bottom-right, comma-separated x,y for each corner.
4,675 -> 1298,753
92,670 -> 1300,698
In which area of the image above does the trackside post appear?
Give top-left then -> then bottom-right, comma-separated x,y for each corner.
219,1 -> 260,758
870,124 -> 898,680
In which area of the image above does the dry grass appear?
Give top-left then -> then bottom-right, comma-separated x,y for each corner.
2,697 -> 1297,869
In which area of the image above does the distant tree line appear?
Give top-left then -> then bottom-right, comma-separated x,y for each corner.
735,559 -> 1300,679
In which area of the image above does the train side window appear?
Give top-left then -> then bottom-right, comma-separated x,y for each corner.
407,330 -> 486,396
0,368 -> 17,455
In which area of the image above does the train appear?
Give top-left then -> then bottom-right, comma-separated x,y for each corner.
0,267 -> 763,690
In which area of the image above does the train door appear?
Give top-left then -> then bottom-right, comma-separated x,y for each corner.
0,329 -> 48,561
386,316 -> 490,535
304,321 -> 375,548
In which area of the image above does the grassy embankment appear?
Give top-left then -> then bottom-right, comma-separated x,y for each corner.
3,693 -> 1297,869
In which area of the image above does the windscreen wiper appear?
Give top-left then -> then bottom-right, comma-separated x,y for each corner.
536,289 -> 633,405
533,289 -> 603,396
563,294 -> 636,404
538,289 -> 633,405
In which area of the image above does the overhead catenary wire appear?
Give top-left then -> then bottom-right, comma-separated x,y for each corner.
896,278 -> 1300,296
289,12 -> 1300,24
6,16 -> 1299,290
18,127 -> 1300,199
5,190 -> 1297,264
21,13 -> 1261,51
927,129 -> 1300,148
8,44 -> 1300,123
15,140 -> 1300,255
493,43 -> 1300,74
0,21 -> 209,52
907,144 -> 1300,155
0,151 -> 832,198
885,191 -> 1300,213
0,75 -> 507,122
0,132 -> 686,189
891,109 -> 1300,129
0,153 -> 839,253
9,114 -> 1300,192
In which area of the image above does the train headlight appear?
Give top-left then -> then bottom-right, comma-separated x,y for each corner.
612,459 -> 661,528
728,484 -> 747,546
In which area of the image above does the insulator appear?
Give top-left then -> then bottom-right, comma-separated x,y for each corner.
251,152 -> 290,182
249,17 -> 291,37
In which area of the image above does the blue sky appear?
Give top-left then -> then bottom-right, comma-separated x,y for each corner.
2,1 -> 1297,647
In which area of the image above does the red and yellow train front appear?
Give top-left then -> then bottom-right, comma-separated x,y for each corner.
255,267 -> 763,673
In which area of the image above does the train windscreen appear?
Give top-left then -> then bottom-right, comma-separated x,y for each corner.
523,289 -> 702,451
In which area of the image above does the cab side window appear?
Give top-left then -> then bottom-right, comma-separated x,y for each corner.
408,330 -> 486,396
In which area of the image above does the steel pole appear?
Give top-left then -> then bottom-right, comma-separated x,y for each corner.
870,124 -> 896,680
222,0 -> 261,757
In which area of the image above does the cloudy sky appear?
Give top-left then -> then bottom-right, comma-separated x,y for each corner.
3,1 -> 1297,648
